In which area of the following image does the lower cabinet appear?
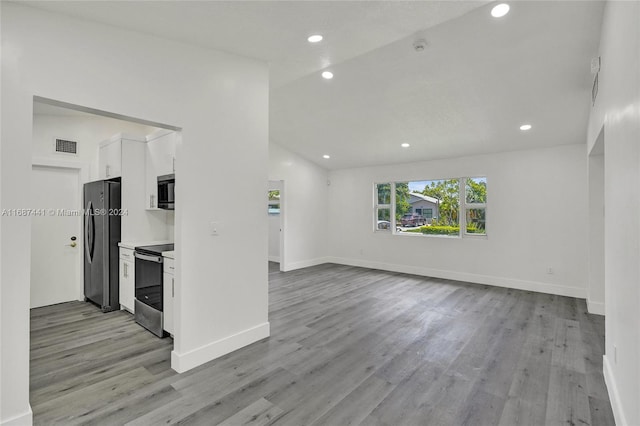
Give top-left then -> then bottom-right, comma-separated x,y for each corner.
119,248 -> 135,313
163,257 -> 175,335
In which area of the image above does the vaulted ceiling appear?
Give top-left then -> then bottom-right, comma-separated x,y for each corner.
25,1 -> 604,169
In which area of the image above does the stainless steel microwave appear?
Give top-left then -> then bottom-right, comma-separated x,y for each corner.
157,174 -> 175,210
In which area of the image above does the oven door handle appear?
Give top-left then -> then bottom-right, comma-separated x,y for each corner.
134,252 -> 163,263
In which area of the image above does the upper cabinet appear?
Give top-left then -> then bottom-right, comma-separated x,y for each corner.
98,138 -> 123,179
148,129 -> 176,176
96,132 -> 172,242
145,129 -> 177,210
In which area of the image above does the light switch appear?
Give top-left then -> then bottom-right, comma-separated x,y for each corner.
210,222 -> 220,236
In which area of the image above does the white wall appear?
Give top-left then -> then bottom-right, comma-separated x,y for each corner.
269,143 -> 329,270
0,4 -> 269,424
586,2 -> 640,425
327,144 -> 589,298
32,113 -> 157,180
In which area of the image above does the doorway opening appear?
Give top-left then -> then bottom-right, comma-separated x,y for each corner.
29,96 -> 182,418
268,180 -> 284,272
587,125 -> 605,315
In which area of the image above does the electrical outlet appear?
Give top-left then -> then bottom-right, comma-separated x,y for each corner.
210,222 -> 220,236
546,267 -> 554,274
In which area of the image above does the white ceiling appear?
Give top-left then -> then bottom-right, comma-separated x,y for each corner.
24,1 -> 604,170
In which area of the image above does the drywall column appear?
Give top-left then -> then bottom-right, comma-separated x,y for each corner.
1,3 -> 269,423
585,1 -> 640,424
587,131 -> 605,315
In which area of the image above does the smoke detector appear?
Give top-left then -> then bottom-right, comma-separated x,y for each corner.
413,39 -> 428,52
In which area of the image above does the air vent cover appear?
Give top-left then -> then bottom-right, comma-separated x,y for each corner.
55,138 -> 78,155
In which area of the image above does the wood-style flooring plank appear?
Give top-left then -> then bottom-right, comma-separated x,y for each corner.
218,398 -> 284,426
30,262 -> 615,426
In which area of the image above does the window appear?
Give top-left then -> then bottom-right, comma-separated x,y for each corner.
374,183 -> 391,231
464,177 -> 486,234
268,190 -> 280,214
396,179 -> 460,236
374,177 -> 486,237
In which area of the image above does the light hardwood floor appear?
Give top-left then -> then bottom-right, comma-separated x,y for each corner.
30,263 -> 615,425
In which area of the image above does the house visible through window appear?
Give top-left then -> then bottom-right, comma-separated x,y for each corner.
374,177 -> 486,237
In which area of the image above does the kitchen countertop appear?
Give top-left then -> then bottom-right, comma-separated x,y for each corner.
162,251 -> 175,259
118,240 -> 173,250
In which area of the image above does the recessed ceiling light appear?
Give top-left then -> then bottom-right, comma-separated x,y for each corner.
307,35 -> 323,43
491,3 -> 510,18
520,124 -> 532,131
322,71 -> 333,79
401,143 -> 410,148
323,154 -> 331,159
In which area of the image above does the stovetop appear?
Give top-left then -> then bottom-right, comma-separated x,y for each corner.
135,243 -> 175,255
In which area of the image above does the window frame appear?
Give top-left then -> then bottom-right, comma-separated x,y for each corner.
373,177 -> 487,238
462,177 -> 487,237
373,182 -> 394,232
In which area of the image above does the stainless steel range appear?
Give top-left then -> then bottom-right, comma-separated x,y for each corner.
134,243 -> 174,337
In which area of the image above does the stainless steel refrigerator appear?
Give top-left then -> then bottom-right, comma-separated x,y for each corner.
83,179 -> 121,312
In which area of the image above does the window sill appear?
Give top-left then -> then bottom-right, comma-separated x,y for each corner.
376,231 -> 488,240
394,231 -> 460,239
464,233 -> 488,239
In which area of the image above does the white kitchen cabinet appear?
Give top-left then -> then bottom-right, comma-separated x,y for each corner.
98,139 -> 122,179
100,133 -> 166,243
98,134 -> 148,182
163,257 -> 175,335
145,130 -> 176,210
119,247 -> 135,313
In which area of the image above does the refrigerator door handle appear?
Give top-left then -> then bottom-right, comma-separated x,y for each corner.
85,201 -> 95,262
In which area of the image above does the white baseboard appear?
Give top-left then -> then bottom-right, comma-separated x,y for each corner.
283,257 -> 330,272
603,354 -> 627,426
268,256 -> 280,263
587,299 -> 605,316
171,322 -> 270,373
1,407 -> 33,426
325,257 -> 586,299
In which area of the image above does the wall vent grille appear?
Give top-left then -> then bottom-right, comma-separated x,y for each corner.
55,139 -> 78,155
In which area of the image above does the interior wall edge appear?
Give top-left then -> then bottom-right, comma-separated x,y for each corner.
282,257 -> 331,272
171,322 -> 270,374
586,299 -> 605,316
603,354 -> 628,426
0,407 -> 33,426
